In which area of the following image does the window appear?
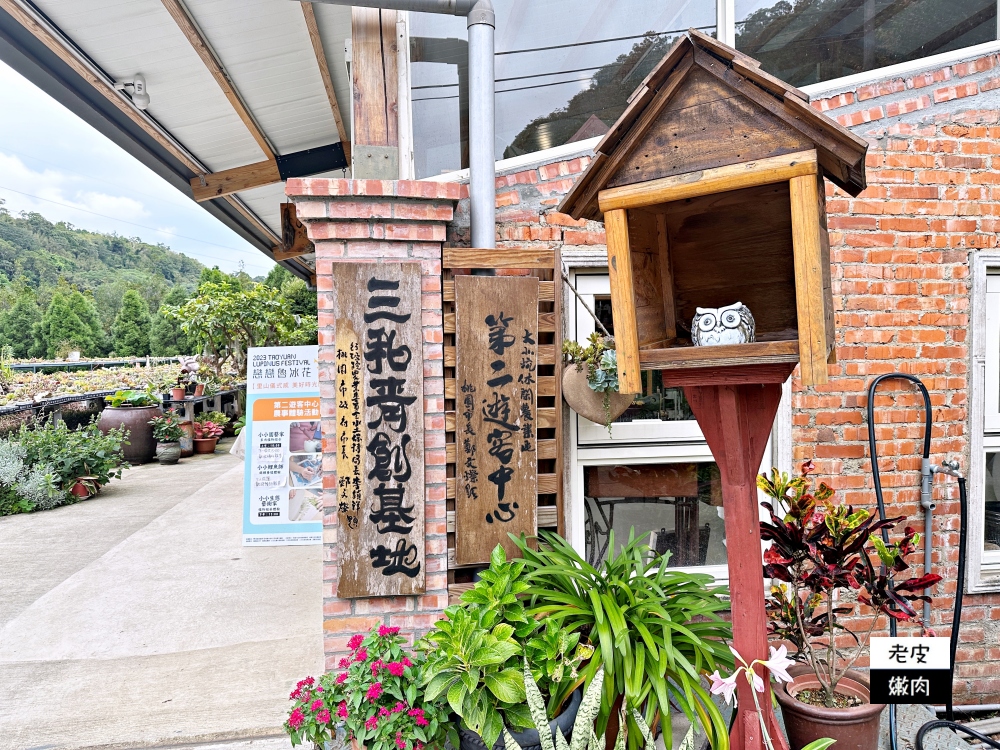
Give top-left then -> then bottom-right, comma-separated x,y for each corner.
980,273 -> 1000,562
409,1 -> 717,178
735,0 -> 998,88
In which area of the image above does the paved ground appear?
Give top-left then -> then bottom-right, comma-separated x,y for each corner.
0,441 -> 321,750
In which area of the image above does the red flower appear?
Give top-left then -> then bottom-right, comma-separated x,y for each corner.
354,647 -> 368,662
378,625 -> 400,637
338,657 -> 351,669
338,701 -> 348,719
393,701 -> 406,713
336,672 -> 348,684
311,699 -> 324,712
379,707 -> 390,717
396,731 -> 407,749
367,682 -> 383,701
317,710 -> 331,724
401,657 -> 412,668
371,659 -> 385,676
387,661 -> 406,677
288,708 -> 305,730
289,687 -> 302,700
415,716 -> 429,727
348,634 -> 364,650
365,715 -> 379,730
407,708 -> 424,718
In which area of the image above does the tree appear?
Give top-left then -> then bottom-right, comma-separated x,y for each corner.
150,286 -> 193,356
0,287 -> 40,358
111,289 -> 151,356
67,290 -> 107,355
40,292 -> 91,357
264,264 -> 318,318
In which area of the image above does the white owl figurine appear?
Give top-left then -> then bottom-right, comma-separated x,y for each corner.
691,302 -> 755,346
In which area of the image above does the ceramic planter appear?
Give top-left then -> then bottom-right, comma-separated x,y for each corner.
193,437 -> 218,454
98,404 -> 161,464
70,477 -> 98,498
170,387 -> 187,401
457,688 -> 582,750
562,365 -> 633,426
774,667 -> 885,750
156,442 -> 182,465
194,384 -> 205,397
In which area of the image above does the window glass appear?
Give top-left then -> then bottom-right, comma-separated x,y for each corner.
410,1 -> 717,178
735,0 -> 997,88
584,462 -> 727,567
985,452 -> 1000,551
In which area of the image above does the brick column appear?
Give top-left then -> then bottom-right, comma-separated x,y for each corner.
286,178 -> 461,669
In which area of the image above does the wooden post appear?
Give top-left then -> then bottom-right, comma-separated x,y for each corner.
351,7 -> 399,179
683,381 -> 788,750
604,208 -> 642,395
789,173 -> 829,386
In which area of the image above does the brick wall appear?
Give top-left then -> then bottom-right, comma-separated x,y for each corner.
442,47 -> 1000,701
286,178 -> 459,670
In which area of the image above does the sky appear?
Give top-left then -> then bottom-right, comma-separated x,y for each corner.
0,60 -> 275,277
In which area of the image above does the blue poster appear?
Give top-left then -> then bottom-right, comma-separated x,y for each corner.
243,345 -> 323,546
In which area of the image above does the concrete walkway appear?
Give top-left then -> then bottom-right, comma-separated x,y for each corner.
0,441 -> 321,750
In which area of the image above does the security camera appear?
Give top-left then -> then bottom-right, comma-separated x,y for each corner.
114,73 -> 150,110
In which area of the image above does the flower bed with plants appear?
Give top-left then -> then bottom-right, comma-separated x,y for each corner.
0,418 -> 128,516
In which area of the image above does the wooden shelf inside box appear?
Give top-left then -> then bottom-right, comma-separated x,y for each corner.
637,339 -> 799,370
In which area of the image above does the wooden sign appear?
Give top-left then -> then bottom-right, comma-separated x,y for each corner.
454,275 -> 538,565
331,263 -> 424,597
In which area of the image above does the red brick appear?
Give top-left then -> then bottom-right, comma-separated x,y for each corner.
933,81 -> 980,103
856,79 -> 906,100
906,67 -> 952,89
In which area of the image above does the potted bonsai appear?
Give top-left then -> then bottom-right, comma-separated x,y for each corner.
98,388 -> 161,464
192,416 -> 224,454
758,461 -> 942,750
150,409 -> 183,465
562,334 -> 633,434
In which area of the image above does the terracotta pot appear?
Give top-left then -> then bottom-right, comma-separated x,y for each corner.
193,437 -> 218,454
170,387 -> 187,401
98,404 -> 161,464
194,384 -> 205,397
774,666 -> 885,750
156,442 -> 181,465
562,365 -> 633,426
70,477 -> 97,498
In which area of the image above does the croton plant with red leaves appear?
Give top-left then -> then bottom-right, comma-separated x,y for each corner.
758,460 -> 942,707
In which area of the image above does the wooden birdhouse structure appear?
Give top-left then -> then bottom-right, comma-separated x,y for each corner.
559,28 -> 868,390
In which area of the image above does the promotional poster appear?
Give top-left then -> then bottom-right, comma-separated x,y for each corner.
243,345 -> 323,546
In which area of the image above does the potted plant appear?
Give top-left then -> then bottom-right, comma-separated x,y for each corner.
192,416 -> 224,454
284,624 -> 451,750
758,461 -> 942,750
514,531 -> 733,750
150,409 -> 183,465
97,388 -> 161,464
420,546 -> 590,750
562,334 -> 633,434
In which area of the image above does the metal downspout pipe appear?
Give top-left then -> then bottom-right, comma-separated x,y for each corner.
306,0 -> 496,248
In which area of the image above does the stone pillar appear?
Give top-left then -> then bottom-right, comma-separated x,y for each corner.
286,178 -> 462,669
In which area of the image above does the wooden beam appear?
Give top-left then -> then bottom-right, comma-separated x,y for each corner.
191,159 -> 280,202
276,202 -> 314,260
604,208 -> 642,395
301,1 -> 351,163
159,0 -> 275,161
352,7 -> 399,178
598,150 -> 819,213
789,173 -> 829,386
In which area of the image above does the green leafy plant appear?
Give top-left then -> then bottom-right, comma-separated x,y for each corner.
0,345 -> 13,394
0,439 -> 67,515
15,419 -> 128,489
193,420 -> 224,440
106,388 -> 160,408
198,411 -> 230,428
233,415 -> 246,435
150,409 -> 184,443
514,531 -> 733,750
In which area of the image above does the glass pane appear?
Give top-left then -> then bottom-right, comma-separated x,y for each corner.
986,452 -> 1000,551
584,463 -> 726,567
735,0 -> 997,88
411,1 -> 717,178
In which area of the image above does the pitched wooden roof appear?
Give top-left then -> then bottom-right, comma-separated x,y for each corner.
559,29 -> 869,221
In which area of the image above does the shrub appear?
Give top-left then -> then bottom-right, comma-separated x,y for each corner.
111,289 -> 152,356
15,419 -> 128,489
0,439 -> 67,515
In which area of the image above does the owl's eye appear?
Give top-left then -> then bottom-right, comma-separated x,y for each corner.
698,314 -> 717,332
721,310 -> 741,328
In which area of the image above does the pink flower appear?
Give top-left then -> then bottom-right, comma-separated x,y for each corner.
371,659 -> 385,676
317,710 -> 331,724
393,701 -> 406,713
289,687 -> 302,700
387,661 -> 406,677
379,625 -> 400,637
415,716 -> 429,727
763,644 -> 794,684
311,699 -> 324,711
396,731 -> 407,750
379,707 -> 390,717
338,657 -> 351,669
348,634 -> 365,650
367,682 -> 383,701
407,708 -> 424,718
288,708 -> 305,730
338,701 -> 348,719
401,657 -> 413,668
354,647 -> 368,663
708,670 -> 739,705
336,672 -> 349,684
365,715 -> 379,731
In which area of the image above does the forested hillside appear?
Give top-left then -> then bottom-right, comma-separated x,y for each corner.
0,203 -> 316,360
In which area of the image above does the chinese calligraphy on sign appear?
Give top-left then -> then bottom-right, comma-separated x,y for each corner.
455,275 -> 538,565
869,636 -> 952,704
331,264 -> 424,597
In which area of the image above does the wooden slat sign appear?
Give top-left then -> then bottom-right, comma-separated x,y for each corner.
331,263 -> 424,597
455,275 -> 538,565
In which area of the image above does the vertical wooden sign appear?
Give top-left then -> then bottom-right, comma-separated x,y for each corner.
455,275 -> 538,565
331,263 -> 424,597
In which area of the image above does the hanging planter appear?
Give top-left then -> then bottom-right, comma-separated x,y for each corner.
561,334 -> 634,433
